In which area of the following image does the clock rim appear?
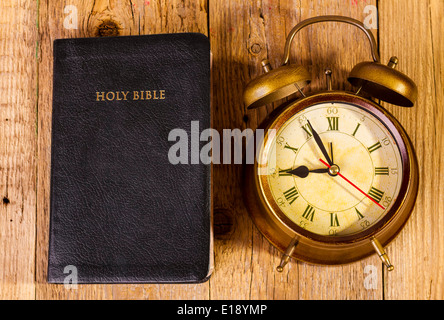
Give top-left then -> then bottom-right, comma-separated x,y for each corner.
252,91 -> 415,244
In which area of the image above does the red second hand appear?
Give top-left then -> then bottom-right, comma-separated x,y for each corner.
319,158 -> 385,210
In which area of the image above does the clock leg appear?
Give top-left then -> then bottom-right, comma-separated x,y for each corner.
371,237 -> 394,271
276,236 -> 299,272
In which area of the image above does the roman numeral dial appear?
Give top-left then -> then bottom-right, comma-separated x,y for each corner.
352,123 -> 361,136
283,187 -> 299,205
301,123 -> 313,139
284,143 -> 298,154
368,187 -> 385,203
302,205 -> 315,221
327,117 -> 339,131
266,102 -> 403,237
368,141 -> 382,153
330,213 -> 340,227
375,167 -> 389,175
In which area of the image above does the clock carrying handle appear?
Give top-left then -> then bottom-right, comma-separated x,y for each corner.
282,15 -> 380,65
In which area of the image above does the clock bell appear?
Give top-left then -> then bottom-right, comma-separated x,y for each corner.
243,15 -> 417,109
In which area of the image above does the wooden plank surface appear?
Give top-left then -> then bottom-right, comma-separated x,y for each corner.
0,0 -> 442,300
0,0 -> 37,300
379,0 -> 444,299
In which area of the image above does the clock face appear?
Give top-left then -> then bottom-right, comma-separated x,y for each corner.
263,102 -> 403,237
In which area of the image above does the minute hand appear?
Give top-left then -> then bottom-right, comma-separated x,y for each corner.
307,120 -> 333,165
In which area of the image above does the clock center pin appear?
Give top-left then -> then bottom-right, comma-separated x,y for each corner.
328,164 -> 340,176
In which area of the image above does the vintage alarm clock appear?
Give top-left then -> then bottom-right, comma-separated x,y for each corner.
243,16 -> 419,271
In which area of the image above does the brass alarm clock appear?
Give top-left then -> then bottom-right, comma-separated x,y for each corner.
243,16 -> 419,271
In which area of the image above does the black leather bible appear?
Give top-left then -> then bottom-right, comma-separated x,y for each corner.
48,33 -> 212,284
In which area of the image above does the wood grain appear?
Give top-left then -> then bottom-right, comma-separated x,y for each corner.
379,0 -> 444,299
0,0 -> 37,300
0,0 -> 442,299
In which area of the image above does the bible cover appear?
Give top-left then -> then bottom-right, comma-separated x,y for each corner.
48,33 -> 212,284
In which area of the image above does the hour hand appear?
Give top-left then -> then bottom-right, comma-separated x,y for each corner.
285,165 -> 329,178
307,120 -> 333,165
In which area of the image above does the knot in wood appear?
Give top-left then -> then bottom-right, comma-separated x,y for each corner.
96,20 -> 120,37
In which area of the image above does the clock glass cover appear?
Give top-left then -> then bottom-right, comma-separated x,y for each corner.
264,102 -> 403,238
